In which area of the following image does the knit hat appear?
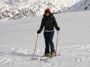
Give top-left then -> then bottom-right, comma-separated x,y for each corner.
45,8 -> 51,13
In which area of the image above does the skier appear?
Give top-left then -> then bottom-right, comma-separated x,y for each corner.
37,8 -> 60,57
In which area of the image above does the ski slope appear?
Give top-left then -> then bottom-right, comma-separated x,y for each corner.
68,0 -> 90,12
0,11 -> 90,67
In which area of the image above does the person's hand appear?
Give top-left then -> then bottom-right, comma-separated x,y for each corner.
37,30 -> 40,34
57,27 -> 60,31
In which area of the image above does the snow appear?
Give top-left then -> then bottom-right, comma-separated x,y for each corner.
68,0 -> 90,12
0,0 -> 79,20
0,11 -> 90,67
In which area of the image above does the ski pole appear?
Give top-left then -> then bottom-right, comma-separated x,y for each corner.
32,34 -> 39,58
56,31 -> 59,54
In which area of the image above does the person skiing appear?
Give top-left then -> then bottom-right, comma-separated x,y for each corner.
37,8 -> 60,57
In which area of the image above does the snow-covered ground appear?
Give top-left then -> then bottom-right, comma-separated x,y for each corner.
68,0 -> 90,12
0,11 -> 90,67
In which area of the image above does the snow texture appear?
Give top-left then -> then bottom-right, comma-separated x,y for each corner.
68,0 -> 90,12
0,10 -> 90,67
0,0 -> 79,20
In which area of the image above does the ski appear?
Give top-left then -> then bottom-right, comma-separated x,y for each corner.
28,53 -> 61,62
40,57 -> 50,62
40,53 -> 61,62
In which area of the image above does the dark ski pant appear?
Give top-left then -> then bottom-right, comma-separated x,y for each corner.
44,31 -> 55,54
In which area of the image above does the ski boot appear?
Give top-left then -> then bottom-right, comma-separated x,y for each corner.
43,53 -> 51,57
51,51 -> 56,57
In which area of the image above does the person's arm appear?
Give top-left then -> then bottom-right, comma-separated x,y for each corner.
53,17 -> 60,31
37,18 -> 45,34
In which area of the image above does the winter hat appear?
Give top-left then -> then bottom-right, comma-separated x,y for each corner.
45,8 -> 51,13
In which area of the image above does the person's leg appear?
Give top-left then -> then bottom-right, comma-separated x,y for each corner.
44,32 -> 50,54
49,31 -> 56,53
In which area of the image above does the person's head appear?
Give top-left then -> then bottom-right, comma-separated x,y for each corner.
44,8 -> 51,16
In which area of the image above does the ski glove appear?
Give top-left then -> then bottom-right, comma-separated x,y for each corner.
56,27 -> 60,31
37,30 -> 41,34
